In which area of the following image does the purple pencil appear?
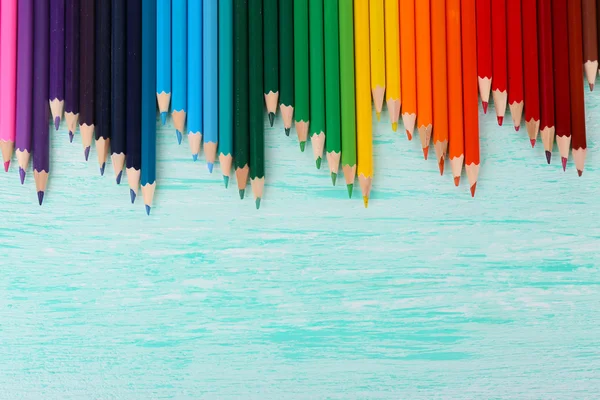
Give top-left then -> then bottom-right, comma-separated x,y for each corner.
50,0 -> 66,131
64,0 -> 80,141
33,0 -> 50,205
15,0 -> 34,185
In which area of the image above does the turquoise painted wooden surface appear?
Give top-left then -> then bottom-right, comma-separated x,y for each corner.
1,88 -> 600,398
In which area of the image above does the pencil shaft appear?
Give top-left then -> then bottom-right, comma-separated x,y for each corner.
111,0 -> 126,156
141,0 -> 157,186
568,0 -> 587,171
293,0 -> 309,124
16,0 -> 34,156
552,0 -> 571,139
522,0 -> 540,126
324,0 -> 341,157
187,0 -> 202,137
0,0 -> 17,144
339,0 -> 356,169
507,0 -> 524,106
399,0 -> 417,135
203,0 -> 218,151
491,0 -> 507,93
50,0 -> 66,103
65,0 -> 80,116
462,0 -> 479,167
264,0 -> 279,95
476,0 -> 492,83
447,0 -> 464,167
157,0 -> 171,116
172,0 -> 187,115
249,0 -> 264,181
538,0 -> 554,132
415,0 -> 432,129
95,0 -> 111,141
126,0 -> 141,171
278,0 -> 294,109
79,0 -> 94,126
369,0 -> 385,115
582,0 -> 598,66
234,0 -> 249,170
309,0 -> 325,136
218,0 -> 233,159
384,0 -> 400,108
431,0 -> 448,152
33,0 -> 50,173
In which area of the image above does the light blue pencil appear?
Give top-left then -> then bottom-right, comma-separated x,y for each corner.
142,0 -> 157,215
171,0 -> 187,144
157,0 -> 171,125
187,0 -> 202,160
218,0 -> 233,187
203,0 -> 218,173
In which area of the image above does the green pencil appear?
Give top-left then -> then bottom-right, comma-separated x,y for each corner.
339,0 -> 356,198
324,0 -> 341,185
293,0 -> 309,151
279,0 -> 294,136
234,0 -> 250,199
249,0 -> 264,209
263,0 -> 279,126
308,0 -> 326,169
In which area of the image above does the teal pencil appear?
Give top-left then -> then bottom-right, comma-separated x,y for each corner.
157,0 -> 171,125
142,0 -> 157,214
187,0 -> 202,160
218,0 -> 233,187
172,0 -> 187,144
203,0 -> 218,172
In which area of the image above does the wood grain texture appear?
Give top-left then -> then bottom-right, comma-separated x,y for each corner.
1,93 -> 600,397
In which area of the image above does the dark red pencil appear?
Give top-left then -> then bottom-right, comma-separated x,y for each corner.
521,0 -> 540,147
491,0 -> 507,125
552,0 -> 571,171
538,0 -> 555,164
507,0 -> 524,131
476,0 -> 492,113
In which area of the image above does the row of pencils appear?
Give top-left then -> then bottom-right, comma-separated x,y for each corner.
0,0 -> 592,213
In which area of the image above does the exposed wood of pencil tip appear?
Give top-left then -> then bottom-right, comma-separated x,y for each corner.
171,110 -> 186,133
279,104 -> 294,130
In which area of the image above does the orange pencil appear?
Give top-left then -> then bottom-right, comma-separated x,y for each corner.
462,0 -> 479,197
447,0 -> 464,185
431,0 -> 448,174
399,0 -> 417,140
415,0 -> 432,159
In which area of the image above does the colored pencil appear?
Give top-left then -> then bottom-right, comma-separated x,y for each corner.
264,0 -> 279,125
279,0 -> 294,135
203,0 -> 218,172
582,0 -> 598,90
16,0 -> 34,184
339,0 -> 356,198
234,0 -> 250,199
293,0 -> 309,150
79,0 -> 95,161
157,0 -> 171,125
50,0 -> 66,131
491,0 -> 507,125
324,0 -> 341,185
369,0 -> 385,119
522,0 -> 540,146
431,0 -> 448,175
552,0 -> 571,170
111,0 -> 126,184
95,0 -> 111,175
507,0 -> 524,131
384,0 -> 400,131
218,0 -> 233,187
462,0 -> 479,197
568,0 -> 587,176
64,0 -> 80,141
309,0 -> 325,169
538,0 -> 555,164
187,0 -> 202,160
0,0 -> 17,171
476,0 -> 492,113
141,0 -> 157,215
249,0 -> 265,209
416,0 -> 433,159
172,0 -> 187,143
126,0 -> 142,203
399,0 -> 417,140
33,0 -> 50,205
355,0 -> 372,207
447,0 -> 464,186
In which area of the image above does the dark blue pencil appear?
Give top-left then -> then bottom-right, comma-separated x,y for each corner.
126,0 -> 141,203
64,0 -> 79,142
141,0 -> 157,215
50,0 -> 65,131
94,0 -> 111,175
79,0 -> 94,160
111,0 -> 126,184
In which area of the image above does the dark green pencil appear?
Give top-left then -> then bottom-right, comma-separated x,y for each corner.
279,0 -> 294,135
264,0 -> 279,126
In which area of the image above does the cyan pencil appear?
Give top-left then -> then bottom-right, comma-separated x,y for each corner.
172,0 -> 187,143
157,0 -> 171,125
203,0 -> 218,172
187,0 -> 203,161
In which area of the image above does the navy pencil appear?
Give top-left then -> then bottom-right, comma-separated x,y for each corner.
50,0 -> 65,131
64,0 -> 79,141
111,0 -> 126,184
79,0 -> 94,160
95,0 -> 111,175
126,0 -> 141,203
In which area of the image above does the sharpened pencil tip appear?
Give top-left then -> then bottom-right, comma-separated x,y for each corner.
160,112 -> 167,125
347,184 -> 353,199
406,130 -> 412,141
69,131 -> 74,143
590,83 -> 594,92
454,176 -> 460,187
470,183 -> 477,197
285,127 -> 290,136
545,150 -> 551,164
176,130 -> 182,144
497,116 -> 503,126
422,147 -> 429,160
192,153 -> 198,162
376,112 -> 381,121
116,170 -> 123,185
315,157 -> 322,169
268,113 -> 275,127
482,101 -> 488,114
207,162 -> 214,173
578,169 -> 583,177
84,146 -> 90,161
54,117 -> 60,130
331,172 -> 337,186
530,139 -> 536,148
145,205 -> 151,215
223,175 -> 229,188
438,159 -> 444,175
363,196 -> 369,208
19,167 -> 25,184
561,157 -> 567,171
37,191 -> 44,206
100,163 -> 105,176
514,125 -> 520,132
239,189 -> 245,200
3,160 -> 9,172
299,141 -> 306,152
392,122 -> 398,132
130,189 -> 136,204
255,198 -> 261,209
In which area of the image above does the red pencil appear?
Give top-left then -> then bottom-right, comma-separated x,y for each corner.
507,0 -> 524,131
521,0 -> 540,147
538,0 -> 555,164
491,0 -> 507,125
568,0 -> 587,176
476,0 -> 492,113
552,0 -> 571,171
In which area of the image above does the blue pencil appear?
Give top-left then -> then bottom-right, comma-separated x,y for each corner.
142,0 -> 157,215
218,0 -> 233,187
157,0 -> 171,125
171,0 -> 187,144
203,0 -> 218,173
187,0 -> 202,161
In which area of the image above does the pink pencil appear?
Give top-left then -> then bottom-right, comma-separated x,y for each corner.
0,1 -> 17,171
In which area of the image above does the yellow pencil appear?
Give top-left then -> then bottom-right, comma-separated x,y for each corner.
384,0 -> 401,131
356,0 -> 373,207
369,0 -> 385,120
